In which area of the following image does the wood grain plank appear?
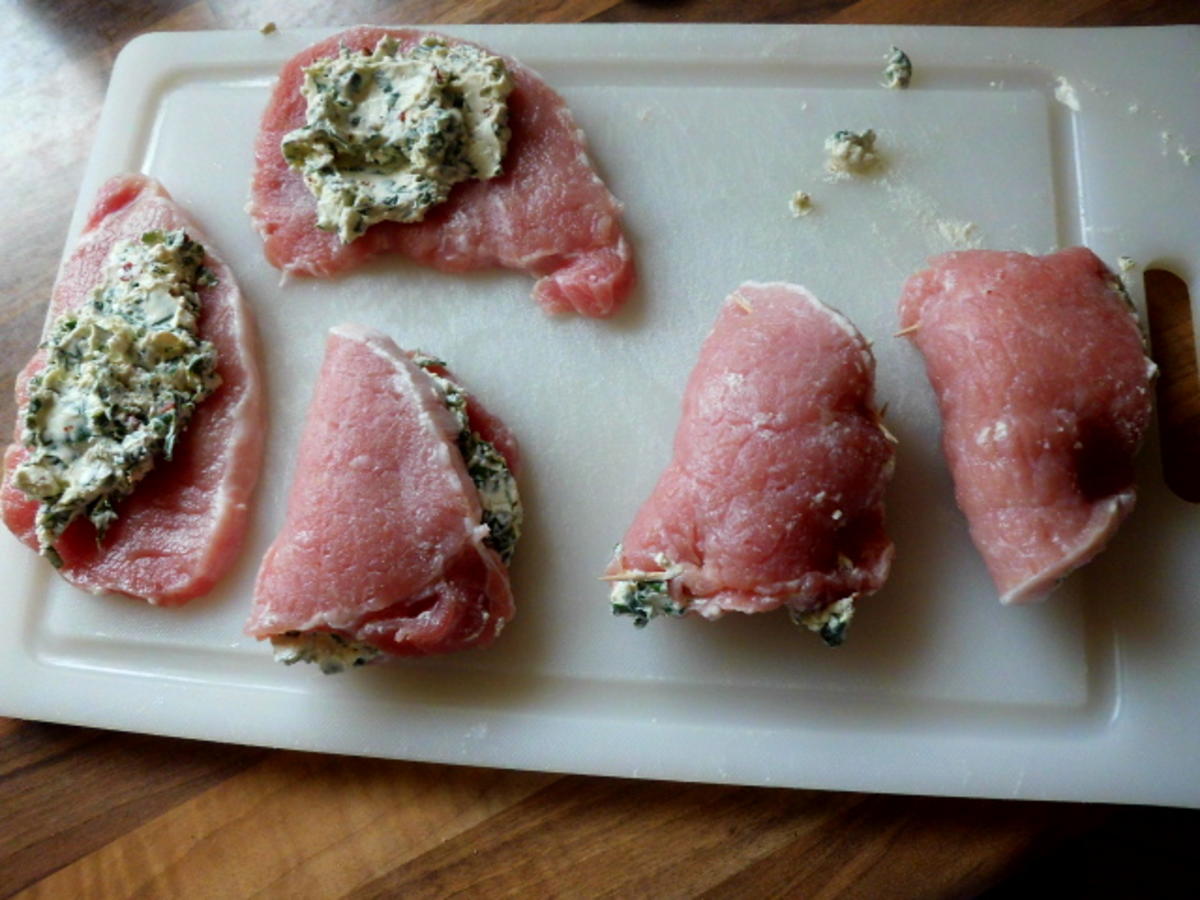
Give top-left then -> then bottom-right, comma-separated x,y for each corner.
1145,268 -> 1200,501
351,777 -> 864,897
1056,0 -> 1200,26
697,793 -> 1106,898
205,0 -> 624,28
820,0 -> 1200,25
0,723 -> 267,897
207,0 -> 404,30
592,0 -> 1166,25
594,0 -> 859,24
0,721 -> 99,779
819,0 -> 1101,25
11,1 -> 201,55
18,755 -> 553,899
393,0 -> 623,25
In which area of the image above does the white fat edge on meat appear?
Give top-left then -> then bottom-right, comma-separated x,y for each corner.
266,327 -> 520,674
734,281 -> 878,375
998,492 -> 1135,605
281,35 -> 514,243
948,253 -> 1151,606
745,281 -> 897,447
1103,260 -> 1159,378
13,229 -> 221,562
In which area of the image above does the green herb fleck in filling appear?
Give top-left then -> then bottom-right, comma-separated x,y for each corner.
789,596 -> 856,647
13,229 -> 221,554
271,630 -> 382,674
607,550 -> 687,627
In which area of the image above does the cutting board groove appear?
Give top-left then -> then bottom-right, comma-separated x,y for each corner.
1145,267 -> 1200,502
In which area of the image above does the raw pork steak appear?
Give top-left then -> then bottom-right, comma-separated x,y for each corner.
249,26 -> 635,317
246,325 -> 518,664
899,247 -> 1156,604
606,282 -> 895,645
1,175 -> 265,604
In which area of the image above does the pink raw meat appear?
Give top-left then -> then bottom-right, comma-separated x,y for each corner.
1,174 -> 265,605
249,26 -> 635,317
607,282 -> 895,639
246,325 -> 518,658
899,247 -> 1156,604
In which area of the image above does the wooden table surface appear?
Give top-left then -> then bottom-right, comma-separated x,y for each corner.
2,2 -> 1198,897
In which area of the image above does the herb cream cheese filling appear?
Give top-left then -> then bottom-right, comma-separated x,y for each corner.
789,597 -> 856,648
281,35 -> 514,242
608,548 -> 856,646
414,354 -> 523,565
824,129 -> 879,177
13,230 -> 221,559
608,550 -> 688,628
272,631 -> 382,675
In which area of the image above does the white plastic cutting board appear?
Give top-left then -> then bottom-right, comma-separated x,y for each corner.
2,24 -> 1199,807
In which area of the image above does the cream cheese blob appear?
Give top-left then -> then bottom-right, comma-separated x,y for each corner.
14,229 -> 221,555
281,35 -> 514,242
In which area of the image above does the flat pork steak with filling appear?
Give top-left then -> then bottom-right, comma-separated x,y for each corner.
899,247 -> 1156,604
606,282 -> 895,644
1,174 -> 265,604
246,325 -> 518,663
249,26 -> 635,318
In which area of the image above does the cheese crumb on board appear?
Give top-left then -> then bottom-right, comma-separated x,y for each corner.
882,47 -> 912,89
824,129 -> 879,179
1054,77 -> 1081,112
